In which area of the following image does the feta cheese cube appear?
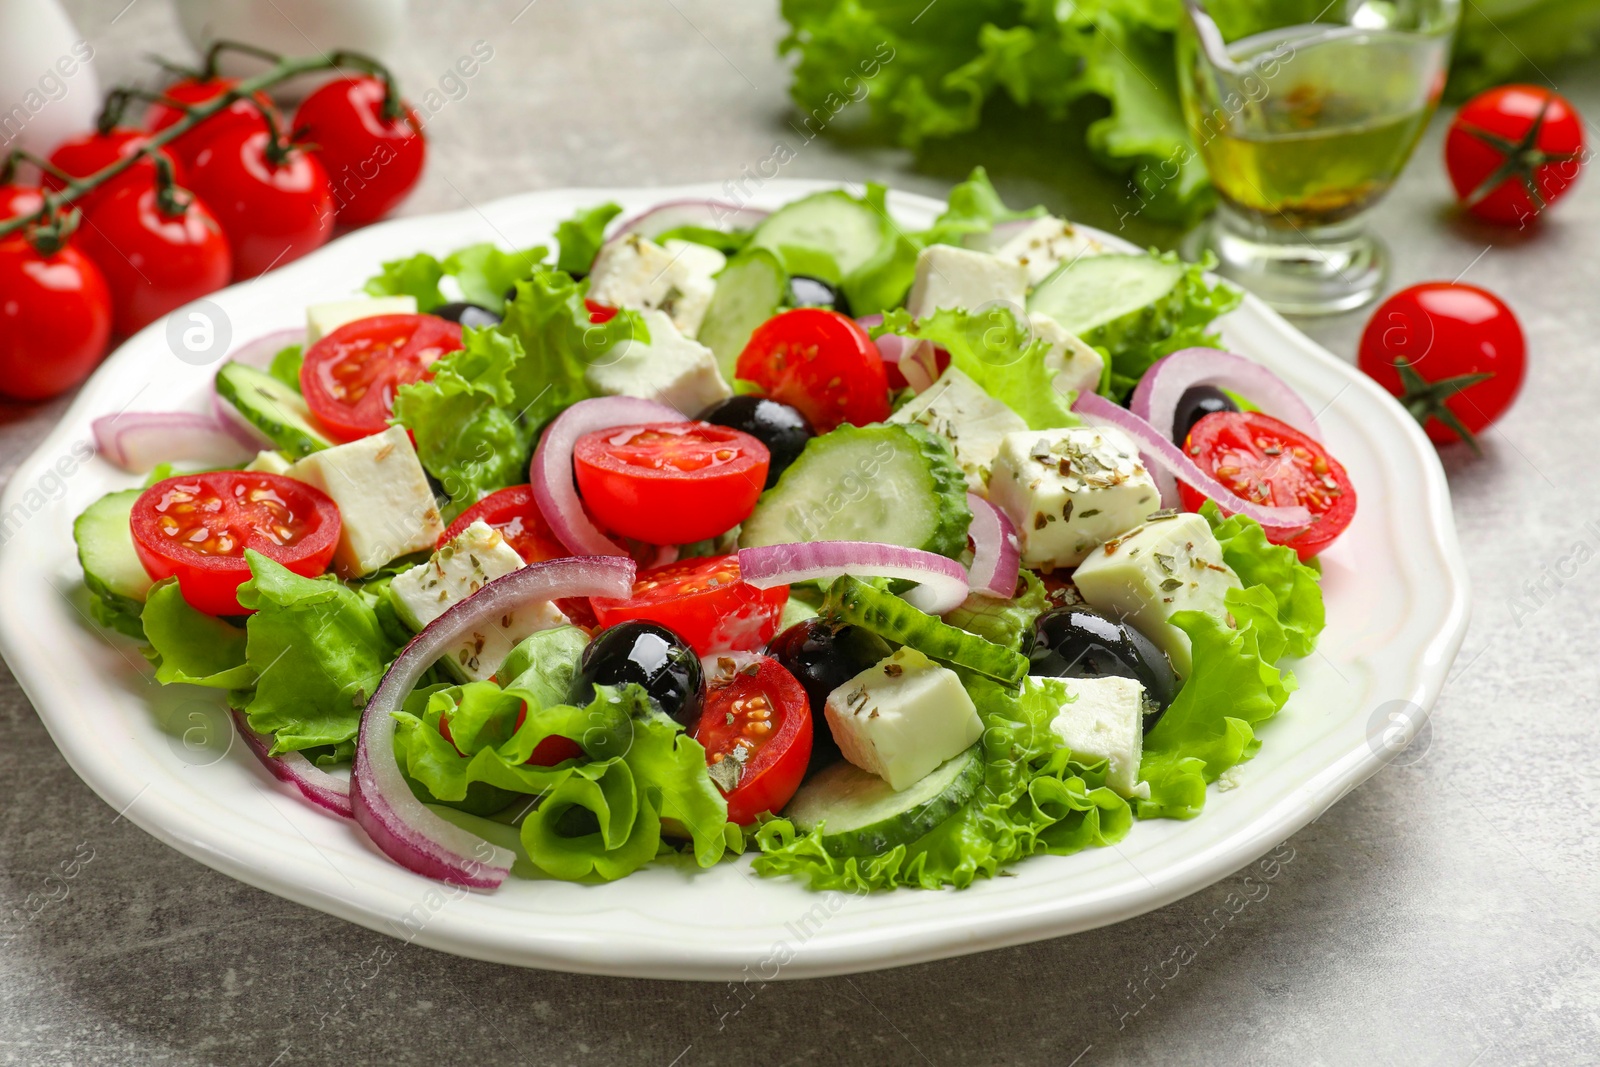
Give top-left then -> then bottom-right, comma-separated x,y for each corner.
584,309 -> 731,416
995,216 -> 1106,286
287,426 -> 444,578
1072,512 -> 1242,676
824,646 -> 982,791
889,366 -> 1028,491
1027,675 -> 1148,799
906,245 -> 1028,321
389,520 -> 569,682
305,296 -> 418,343
986,426 -> 1161,569
587,234 -> 725,338
1028,312 -> 1105,400
244,449 -> 293,475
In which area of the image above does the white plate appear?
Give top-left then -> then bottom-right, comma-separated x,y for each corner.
0,182 -> 1469,980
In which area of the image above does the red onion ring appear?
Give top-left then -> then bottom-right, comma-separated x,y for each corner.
530,396 -> 688,557
352,555 -> 637,888
737,542 -> 969,615
1072,392 -> 1311,530
91,411 -> 255,473
230,708 -> 353,819
611,199 -> 771,241
227,327 -> 305,369
964,493 -> 1021,600
859,314 -> 938,393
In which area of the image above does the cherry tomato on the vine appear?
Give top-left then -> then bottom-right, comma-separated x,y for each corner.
736,308 -> 890,433
144,76 -> 274,169
0,237 -> 112,401
187,126 -> 335,279
1446,84 -> 1585,226
1357,282 -> 1526,449
44,129 -> 182,215
293,76 -> 427,225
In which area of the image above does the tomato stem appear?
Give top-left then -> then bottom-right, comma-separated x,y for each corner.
1457,96 -> 1585,216
150,154 -> 191,219
1391,357 -> 1492,454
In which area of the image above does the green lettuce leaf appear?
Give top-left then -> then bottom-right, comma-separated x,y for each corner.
919,165 -> 1044,248
268,344 -> 303,391
139,578 -> 255,688
842,183 -> 922,317
651,224 -> 753,254
1203,502 -> 1325,658
364,252 -> 447,310
942,568 -> 1048,652
443,243 -> 547,311
554,202 -> 623,275
499,625 -> 590,708
1450,0 -> 1600,98
1098,252 -> 1241,399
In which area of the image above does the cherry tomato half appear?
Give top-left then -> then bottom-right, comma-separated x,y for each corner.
1446,84 -> 1585,226
300,313 -> 463,441
1357,282 -> 1526,449
293,76 -> 426,225
187,126 -> 335,279
76,183 -> 232,336
144,77 -> 274,169
693,655 -> 812,825
439,701 -> 584,766
0,238 -> 112,401
1178,411 -> 1357,561
584,299 -> 617,324
736,308 -> 890,433
590,555 -> 788,656
438,484 -> 595,627
130,471 -> 341,615
44,129 -> 182,215
571,422 -> 769,545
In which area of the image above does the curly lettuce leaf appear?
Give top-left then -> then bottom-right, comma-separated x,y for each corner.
139,578 -> 255,688
919,165 -> 1044,249
268,344 -> 303,391
1203,502 -> 1325,658
554,202 -> 623,275
843,183 -> 922,317
499,625 -> 590,708
364,252 -> 447,310
1449,0 -> 1600,98
1099,252 -> 1240,399
942,568 -> 1048,652
443,243 -> 547,311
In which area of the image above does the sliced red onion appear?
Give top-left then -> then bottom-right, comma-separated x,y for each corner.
352,555 -> 637,888
1072,392 -> 1311,530
611,199 -> 771,241
737,541 -> 969,615
230,708 -> 353,819
228,327 -> 306,369
861,315 -> 940,393
965,493 -> 1021,600
91,411 -> 255,473
530,396 -> 687,557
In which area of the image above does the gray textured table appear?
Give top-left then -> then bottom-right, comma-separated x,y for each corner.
3,3 -> 1597,1065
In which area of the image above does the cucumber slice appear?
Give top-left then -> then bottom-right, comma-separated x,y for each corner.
698,247 -> 785,380
737,423 -> 971,560
749,190 -> 888,283
784,744 -> 982,857
74,489 -> 152,612
214,361 -> 333,460
1026,254 -> 1186,349
823,575 -> 1029,685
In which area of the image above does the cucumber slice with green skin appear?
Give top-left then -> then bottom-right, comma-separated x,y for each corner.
214,361 -> 333,460
784,744 -> 982,857
74,489 -> 152,613
737,423 -> 971,560
823,575 -> 1029,685
749,190 -> 888,284
699,247 -> 786,380
1026,254 -> 1186,350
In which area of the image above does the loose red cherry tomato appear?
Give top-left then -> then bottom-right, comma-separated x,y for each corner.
300,313 -> 462,441
0,237 -> 112,401
439,702 -> 583,766
1,185 -> 44,224
693,655 -> 812,825
144,77 -> 274,169
1446,85 -> 1585,226
572,422 -> 769,544
1357,282 -> 1526,449
44,129 -> 182,215
584,299 -> 617,324
130,471 -> 341,615
293,76 -> 426,225
75,183 -> 232,336
1178,411 -> 1357,561
737,308 -> 890,432
187,126 -> 335,279
590,555 -> 788,656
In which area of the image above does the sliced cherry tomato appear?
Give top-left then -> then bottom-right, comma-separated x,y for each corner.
1178,411 -> 1356,561
300,313 -> 462,441
1,185 -> 44,224
1357,282 -> 1526,449
584,299 -> 617,324
693,656 -> 812,825
76,183 -> 232,336
736,308 -> 890,432
44,129 -> 182,215
590,555 -> 788,656
130,471 -> 341,615
292,76 -> 426,225
438,484 -> 596,628
1446,84 -> 1585,226
439,702 -> 584,766
572,421 -> 769,545
187,126 -> 335,279
0,237 -> 112,401
144,77 -> 274,169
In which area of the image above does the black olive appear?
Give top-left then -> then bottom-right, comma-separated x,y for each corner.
1029,605 -> 1177,728
1173,385 -> 1239,446
696,396 -> 814,488
432,302 -> 502,330
767,620 -> 893,771
568,621 -> 704,727
786,274 -> 851,316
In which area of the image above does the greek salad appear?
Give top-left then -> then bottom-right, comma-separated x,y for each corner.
74,170 -> 1352,891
